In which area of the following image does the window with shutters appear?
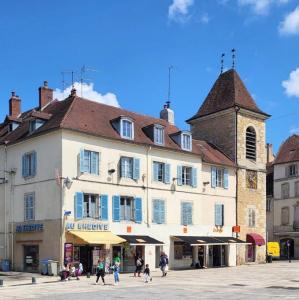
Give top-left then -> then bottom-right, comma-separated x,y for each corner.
120,197 -> 135,221
83,194 -> 99,219
22,151 -> 37,178
181,133 -> 192,151
182,166 -> 192,186
211,167 -> 228,189
120,157 -> 133,179
246,127 -> 256,160
154,125 -> 164,145
281,183 -> 290,199
82,150 -> 99,175
152,161 -> 170,184
287,164 -> 298,177
24,193 -> 35,221
248,208 -> 256,227
120,118 -> 134,140
152,199 -> 166,224
181,202 -> 193,225
281,207 -> 290,225
295,181 -> 299,197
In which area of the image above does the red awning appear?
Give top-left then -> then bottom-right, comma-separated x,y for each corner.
246,233 -> 265,246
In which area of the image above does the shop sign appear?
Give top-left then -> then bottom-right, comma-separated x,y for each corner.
64,243 -> 73,264
65,222 -> 109,231
16,223 -> 44,233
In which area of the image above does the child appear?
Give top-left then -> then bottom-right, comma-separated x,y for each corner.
144,264 -> 151,283
112,261 -> 120,285
95,259 -> 105,285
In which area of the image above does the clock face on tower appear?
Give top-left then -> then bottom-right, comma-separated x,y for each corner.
246,170 -> 257,189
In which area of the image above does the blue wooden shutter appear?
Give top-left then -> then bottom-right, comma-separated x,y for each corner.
221,204 -> 224,226
153,162 -> 159,182
160,200 -> 165,224
80,149 -> 85,173
91,152 -> 99,175
112,195 -> 120,222
186,203 -> 192,225
177,166 -> 182,186
133,158 -> 140,180
32,152 -> 37,176
164,164 -> 170,184
120,157 -> 125,178
215,204 -> 223,226
191,167 -> 197,188
181,202 -> 187,225
223,169 -> 229,189
100,195 -> 108,221
134,197 -> 142,223
75,192 -> 84,219
22,154 -> 27,177
211,167 -> 217,188
153,200 -> 159,223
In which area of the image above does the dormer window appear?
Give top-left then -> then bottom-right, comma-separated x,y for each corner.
9,122 -> 19,132
181,132 -> 192,151
154,125 -> 164,145
120,117 -> 134,140
29,119 -> 45,133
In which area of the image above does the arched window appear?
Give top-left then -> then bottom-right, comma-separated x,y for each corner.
246,127 -> 256,160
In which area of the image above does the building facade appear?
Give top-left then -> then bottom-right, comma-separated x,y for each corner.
0,69 -> 267,273
271,135 -> 299,259
187,70 -> 270,264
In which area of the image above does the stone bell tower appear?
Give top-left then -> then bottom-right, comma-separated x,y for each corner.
187,69 -> 270,264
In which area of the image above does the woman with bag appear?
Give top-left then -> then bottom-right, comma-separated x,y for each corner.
159,252 -> 169,277
95,258 -> 105,285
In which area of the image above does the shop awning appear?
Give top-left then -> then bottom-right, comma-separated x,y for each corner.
67,231 -> 126,245
246,233 -> 265,246
173,236 -> 228,246
118,235 -> 164,245
215,237 -> 248,244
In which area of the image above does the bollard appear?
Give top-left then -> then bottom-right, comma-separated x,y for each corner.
0,279 -> 3,287
87,272 -> 90,278
32,277 -> 37,284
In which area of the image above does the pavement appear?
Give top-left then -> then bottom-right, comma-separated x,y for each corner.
1,261 -> 299,299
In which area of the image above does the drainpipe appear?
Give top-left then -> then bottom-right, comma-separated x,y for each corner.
146,146 -> 151,227
3,141 -> 8,260
235,106 -> 240,236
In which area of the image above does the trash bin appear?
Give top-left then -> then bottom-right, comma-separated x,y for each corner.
47,260 -> 58,276
40,260 -> 49,275
267,255 -> 273,263
1,260 -> 10,272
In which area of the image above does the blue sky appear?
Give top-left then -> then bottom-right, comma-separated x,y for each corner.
1,0 -> 299,153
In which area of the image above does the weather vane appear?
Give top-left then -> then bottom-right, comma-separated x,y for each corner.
232,48 -> 236,69
220,53 -> 225,74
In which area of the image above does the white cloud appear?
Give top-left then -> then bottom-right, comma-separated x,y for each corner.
282,68 -> 299,97
238,0 -> 290,15
168,0 -> 194,22
53,82 -> 120,107
200,13 -> 210,24
290,126 -> 299,134
279,6 -> 299,35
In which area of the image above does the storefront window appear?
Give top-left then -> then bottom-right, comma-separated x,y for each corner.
174,242 -> 192,260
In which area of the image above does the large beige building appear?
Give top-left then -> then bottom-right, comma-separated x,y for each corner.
0,69 -> 268,273
270,135 -> 299,259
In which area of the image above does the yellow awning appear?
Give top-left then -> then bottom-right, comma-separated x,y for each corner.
66,231 -> 126,245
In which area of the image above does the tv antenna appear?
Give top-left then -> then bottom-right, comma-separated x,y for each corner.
80,65 -> 98,97
167,65 -> 173,102
61,70 -> 77,97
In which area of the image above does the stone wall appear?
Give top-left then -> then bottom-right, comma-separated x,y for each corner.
190,109 -> 236,161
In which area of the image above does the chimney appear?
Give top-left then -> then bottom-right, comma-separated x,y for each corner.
160,102 -> 174,125
39,80 -> 53,110
266,143 -> 275,163
9,91 -> 21,118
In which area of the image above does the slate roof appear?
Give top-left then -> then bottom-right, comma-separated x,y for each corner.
0,94 -> 234,167
187,69 -> 270,121
273,135 -> 299,165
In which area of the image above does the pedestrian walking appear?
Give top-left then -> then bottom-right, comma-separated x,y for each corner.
112,261 -> 120,285
159,252 -> 169,277
75,262 -> 83,280
95,258 -> 105,285
134,254 -> 144,277
144,264 -> 152,283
